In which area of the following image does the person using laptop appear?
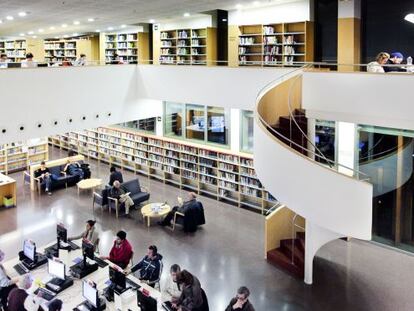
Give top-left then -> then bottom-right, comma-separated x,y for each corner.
129,245 -> 163,288
68,220 -> 100,252
100,231 -> 133,269
0,250 -> 19,310
158,192 -> 198,227
163,264 -> 182,302
63,159 -> 84,179
7,274 -> 43,311
109,180 -> 134,218
173,270 -> 203,311
225,287 -> 255,311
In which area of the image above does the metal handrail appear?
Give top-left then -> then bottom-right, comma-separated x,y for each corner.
291,213 -> 305,265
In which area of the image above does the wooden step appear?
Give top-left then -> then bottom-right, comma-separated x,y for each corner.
280,239 -> 305,266
267,248 -> 304,279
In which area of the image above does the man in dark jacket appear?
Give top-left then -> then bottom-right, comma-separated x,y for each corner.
158,192 -> 198,226
225,287 -> 255,311
108,166 -> 123,186
129,245 -> 162,287
384,52 -> 405,73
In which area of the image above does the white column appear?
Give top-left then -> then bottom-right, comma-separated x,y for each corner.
230,108 -> 240,152
307,118 -> 316,160
338,0 -> 361,19
337,121 -> 358,177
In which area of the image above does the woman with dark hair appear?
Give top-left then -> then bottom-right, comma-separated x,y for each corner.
173,270 -> 203,311
48,299 -> 63,311
68,220 -> 100,251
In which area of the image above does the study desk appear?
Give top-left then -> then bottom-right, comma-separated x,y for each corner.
2,239 -> 163,310
0,173 -> 17,208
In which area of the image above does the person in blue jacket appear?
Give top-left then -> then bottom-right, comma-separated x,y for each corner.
129,245 -> 163,288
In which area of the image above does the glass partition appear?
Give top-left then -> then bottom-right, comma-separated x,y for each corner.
241,110 -> 254,153
186,104 -> 205,141
207,106 -> 228,145
165,102 -> 184,138
120,117 -> 156,134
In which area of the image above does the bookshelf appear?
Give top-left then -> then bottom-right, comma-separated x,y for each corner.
0,138 -> 48,174
44,39 -> 77,63
233,21 -> 313,66
49,127 -> 277,214
2,39 -> 27,62
159,27 -> 217,65
104,32 -> 149,64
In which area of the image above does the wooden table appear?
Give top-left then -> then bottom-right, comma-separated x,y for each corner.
141,203 -> 171,227
2,239 -> 163,310
0,173 -> 16,208
77,178 -> 102,195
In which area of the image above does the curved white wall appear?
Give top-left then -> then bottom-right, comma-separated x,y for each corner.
254,122 -> 373,239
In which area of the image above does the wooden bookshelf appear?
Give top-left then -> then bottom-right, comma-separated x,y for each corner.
0,138 -> 48,174
103,32 -> 149,64
159,28 -> 217,66
2,39 -> 27,62
232,21 -> 313,67
49,127 -> 277,214
44,39 -> 77,63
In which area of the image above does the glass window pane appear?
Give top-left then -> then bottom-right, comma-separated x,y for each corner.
207,106 -> 228,145
186,104 -> 205,141
241,110 -> 254,153
120,117 -> 156,134
165,102 -> 184,138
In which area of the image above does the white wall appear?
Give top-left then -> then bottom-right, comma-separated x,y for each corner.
228,1 -> 311,25
303,72 -> 414,132
160,16 -> 212,31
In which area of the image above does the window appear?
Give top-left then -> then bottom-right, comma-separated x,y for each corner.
186,104 -> 205,141
164,102 -> 184,138
120,117 -> 156,134
241,110 -> 254,153
207,106 -> 228,145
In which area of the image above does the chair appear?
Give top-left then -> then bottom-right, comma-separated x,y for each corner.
172,202 -> 206,232
23,171 -> 31,185
93,188 -> 109,213
194,288 -> 209,311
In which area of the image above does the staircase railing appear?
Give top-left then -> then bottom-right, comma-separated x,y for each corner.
291,214 -> 305,265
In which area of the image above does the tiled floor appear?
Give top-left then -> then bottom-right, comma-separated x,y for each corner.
1,148 -> 414,310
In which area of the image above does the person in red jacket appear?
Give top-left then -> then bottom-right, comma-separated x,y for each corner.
100,230 -> 133,269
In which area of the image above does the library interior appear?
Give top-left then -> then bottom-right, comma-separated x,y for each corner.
0,0 -> 414,310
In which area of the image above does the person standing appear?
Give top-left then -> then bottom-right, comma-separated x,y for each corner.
225,287 -> 255,311
163,264 -> 182,302
0,250 -> 18,311
173,270 -> 203,311
109,180 -> 134,218
21,53 -> 37,68
100,231 -> 133,269
68,220 -> 100,251
108,166 -> 123,186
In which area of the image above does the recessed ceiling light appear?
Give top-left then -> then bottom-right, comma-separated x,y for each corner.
405,13 -> 414,23
18,12 -> 27,17
95,29 -> 101,32
28,31 -> 34,35
49,26 -> 55,30
121,24 -> 126,28
61,24 -> 67,28
73,21 -> 80,25
19,33 -> 25,36
38,29 -> 44,33
183,12 -> 190,17
6,16 -> 14,21
87,18 -> 95,22
72,33 -> 78,36
107,26 -> 114,31
236,4 -> 243,9
32,35 -> 37,38
149,19 -> 155,23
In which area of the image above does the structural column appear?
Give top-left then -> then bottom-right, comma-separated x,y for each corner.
337,0 -> 361,71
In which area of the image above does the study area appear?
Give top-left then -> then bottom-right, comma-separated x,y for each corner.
0,0 -> 414,310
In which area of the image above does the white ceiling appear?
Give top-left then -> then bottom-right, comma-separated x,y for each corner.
0,0 -> 300,38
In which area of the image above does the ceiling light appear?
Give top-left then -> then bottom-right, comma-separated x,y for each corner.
28,31 -> 34,35
6,16 -> 14,21
38,29 -> 44,33
236,4 -> 243,9
95,29 -> 101,32
183,12 -> 190,17
63,34 -> 69,38
32,35 -> 37,38
253,1 -> 260,6
87,18 -> 95,22
49,26 -> 55,30
55,36 -> 60,39
73,21 -> 80,25
149,19 -> 155,23
61,24 -> 67,28
72,33 -> 78,36
405,13 -> 414,24
107,26 -> 114,31
121,24 -> 126,28
19,33 -> 25,36
18,12 -> 27,17
0,20 -> 3,24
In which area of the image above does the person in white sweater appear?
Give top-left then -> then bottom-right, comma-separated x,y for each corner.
0,249 -> 18,310
163,264 -> 182,302
367,52 -> 390,73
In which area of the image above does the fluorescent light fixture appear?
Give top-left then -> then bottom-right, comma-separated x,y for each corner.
73,20 -> 80,25
19,33 -> 25,36
149,19 -> 155,23
183,12 -> 190,17
121,24 -> 126,28
6,16 -> 14,21
38,28 -> 44,33
405,13 -> 414,23
61,24 -> 67,28
49,26 -> 55,30
18,12 -> 27,17
107,26 -> 114,30
72,32 -> 78,36
28,31 -> 34,35
95,29 -> 101,32
87,18 -> 95,22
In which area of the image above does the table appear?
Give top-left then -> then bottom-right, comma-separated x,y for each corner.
0,173 -> 16,208
77,178 -> 102,195
2,239 -> 163,310
141,203 -> 171,227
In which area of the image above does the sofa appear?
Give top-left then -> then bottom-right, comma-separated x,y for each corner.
173,201 -> 206,232
107,178 -> 150,218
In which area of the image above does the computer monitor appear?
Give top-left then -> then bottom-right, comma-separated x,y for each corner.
82,280 -> 98,308
8,62 -> 21,68
48,259 -> 65,280
82,240 -> 94,260
137,290 -> 157,311
23,240 -> 36,262
109,266 -> 126,289
57,224 -> 67,243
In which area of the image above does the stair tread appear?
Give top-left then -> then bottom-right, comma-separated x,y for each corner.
267,248 -> 304,278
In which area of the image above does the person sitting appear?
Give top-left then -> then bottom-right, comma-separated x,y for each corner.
21,53 -> 37,68
0,250 -> 18,311
68,220 -> 100,251
384,52 -> 405,73
63,159 -> 84,179
0,54 -> 8,69
158,192 -> 198,227
100,231 -> 133,269
129,245 -> 162,288
34,161 -> 53,195
7,274 -> 42,311
173,270 -> 203,311
73,54 -> 87,66
109,180 -> 134,218
108,166 -> 123,186
48,299 -> 63,311
163,264 -> 182,302
225,287 -> 255,311
367,52 -> 389,73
